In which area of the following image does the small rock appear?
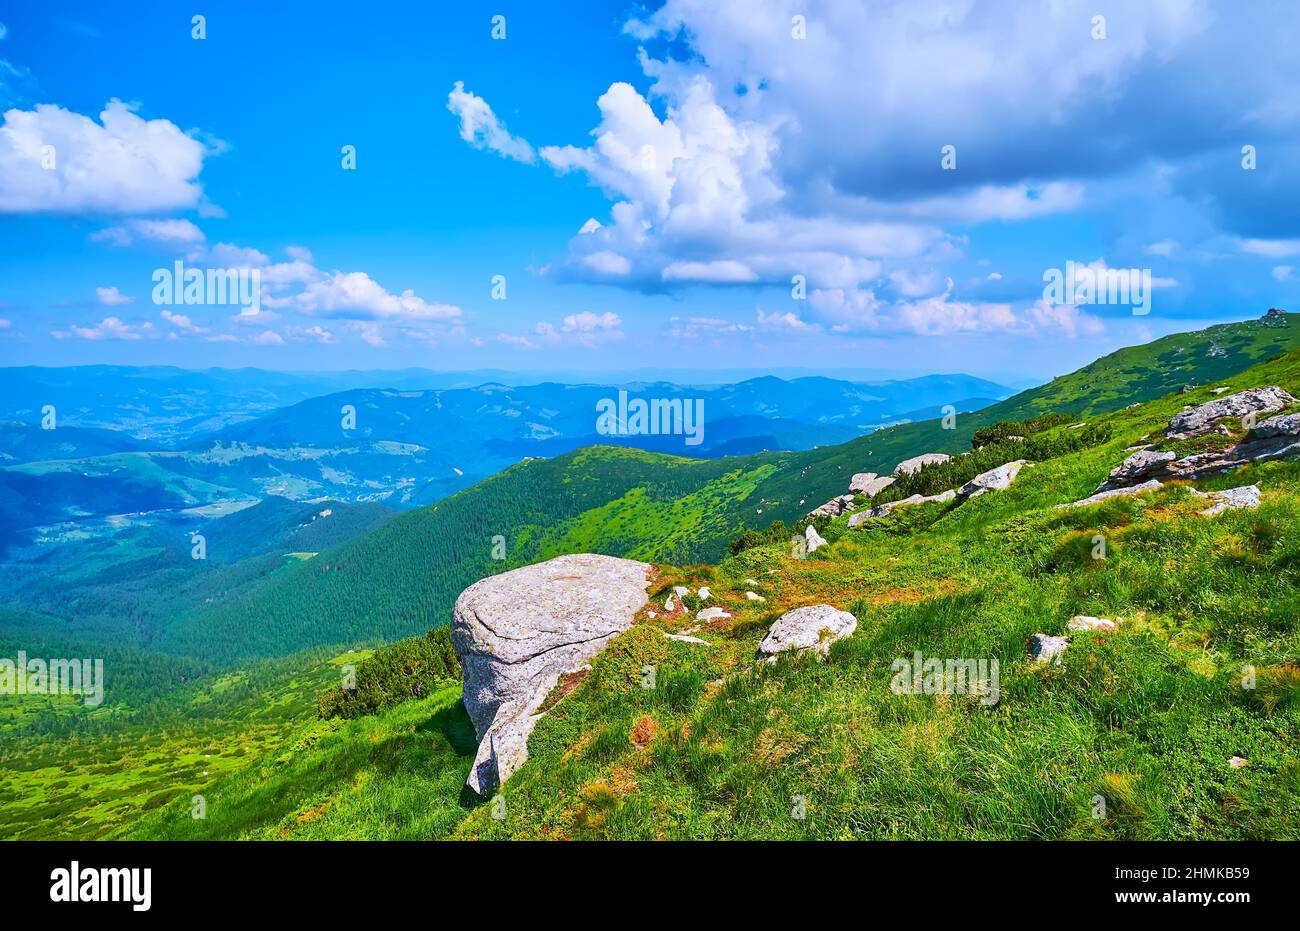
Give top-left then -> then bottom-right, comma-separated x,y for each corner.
664,633 -> 710,645
1229,756 -> 1250,769
1028,633 -> 1070,663
697,587 -> 711,600
696,606 -> 732,621
804,524 -> 828,553
758,605 -> 857,662
745,591 -> 765,602
744,579 -> 759,586
1067,615 -> 1119,633
893,452 -> 951,476
1195,484 -> 1261,517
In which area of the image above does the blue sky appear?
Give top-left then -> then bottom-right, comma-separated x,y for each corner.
0,0 -> 1297,381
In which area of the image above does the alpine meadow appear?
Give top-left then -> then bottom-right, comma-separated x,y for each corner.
0,0 -> 1296,913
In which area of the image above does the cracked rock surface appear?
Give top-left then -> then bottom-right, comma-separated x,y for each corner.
452,553 -> 651,794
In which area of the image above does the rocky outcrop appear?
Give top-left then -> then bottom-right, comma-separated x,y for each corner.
758,605 -> 857,662
806,494 -> 858,518
893,452 -> 952,476
1058,478 -> 1164,509
848,488 -> 957,524
958,460 -> 1028,498
1097,450 -> 1175,491
1165,386 -> 1295,439
452,553 -> 651,794
849,472 -> 896,497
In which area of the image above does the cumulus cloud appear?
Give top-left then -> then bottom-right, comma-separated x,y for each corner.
446,81 -> 536,163
95,286 -> 132,306
53,315 -> 152,341
160,309 -> 205,333
0,100 -> 212,213
91,217 -> 206,247
282,270 -> 462,322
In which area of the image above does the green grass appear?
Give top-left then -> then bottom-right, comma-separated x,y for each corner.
10,311 -> 1300,840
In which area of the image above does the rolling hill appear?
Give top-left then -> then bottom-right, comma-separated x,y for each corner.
153,310 -> 1300,666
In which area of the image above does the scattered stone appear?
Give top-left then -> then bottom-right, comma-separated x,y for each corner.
745,591 -> 765,602
758,605 -> 857,662
804,524 -> 828,553
958,459 -> 1027,498
697,586 -> 711,600
1097,449 -> 1176,490
1212,386 -> 1232,394
452,553 -> 651,794
1028,633 -> 1069,663
1192,484 -> 1261,517
1229,756 -> 1250,769
664,593 -> 677,612
696,606 -> 732,622
664,633 -> 710,645
1058,479 -> 1164,509
1165,386 -> 1296,439
1067,615 -> 1119,633
893,452 -> 951,476
807,493 -> 859,518
744,579 -> 759,586
855,488 -> 958,522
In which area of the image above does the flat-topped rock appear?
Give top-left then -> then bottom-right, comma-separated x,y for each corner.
893,452 -> 952,476
452,553 -> 651,794
1058,479 -> 1163,509
958,460 -> 1027,498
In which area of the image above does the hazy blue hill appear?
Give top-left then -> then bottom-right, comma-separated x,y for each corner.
151,311 -> 1300,668
0,496 -> 394,648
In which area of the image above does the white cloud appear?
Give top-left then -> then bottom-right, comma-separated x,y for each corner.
447,81 -> 536,163
0,100 -> 212,213
1146,240 -> 1179,257
1240,237 -> 1300,258
53,315 -> 151,341
95,285 -> 132,306
91,217 -> 206,247
251,330 -> 284,345
667,315 -> 753,339
1273,265 -> 1294,281
285,270 -> 462,322
662,260 -> 757,283
160,309 -> 205,333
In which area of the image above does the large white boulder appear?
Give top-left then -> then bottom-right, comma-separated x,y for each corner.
758,604 -> 857,662
452,553 -> 651,794
958,460 -> 1028,498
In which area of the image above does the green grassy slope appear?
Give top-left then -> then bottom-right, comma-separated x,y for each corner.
163,311 -> 1300,666
129,340 -> 1300,840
